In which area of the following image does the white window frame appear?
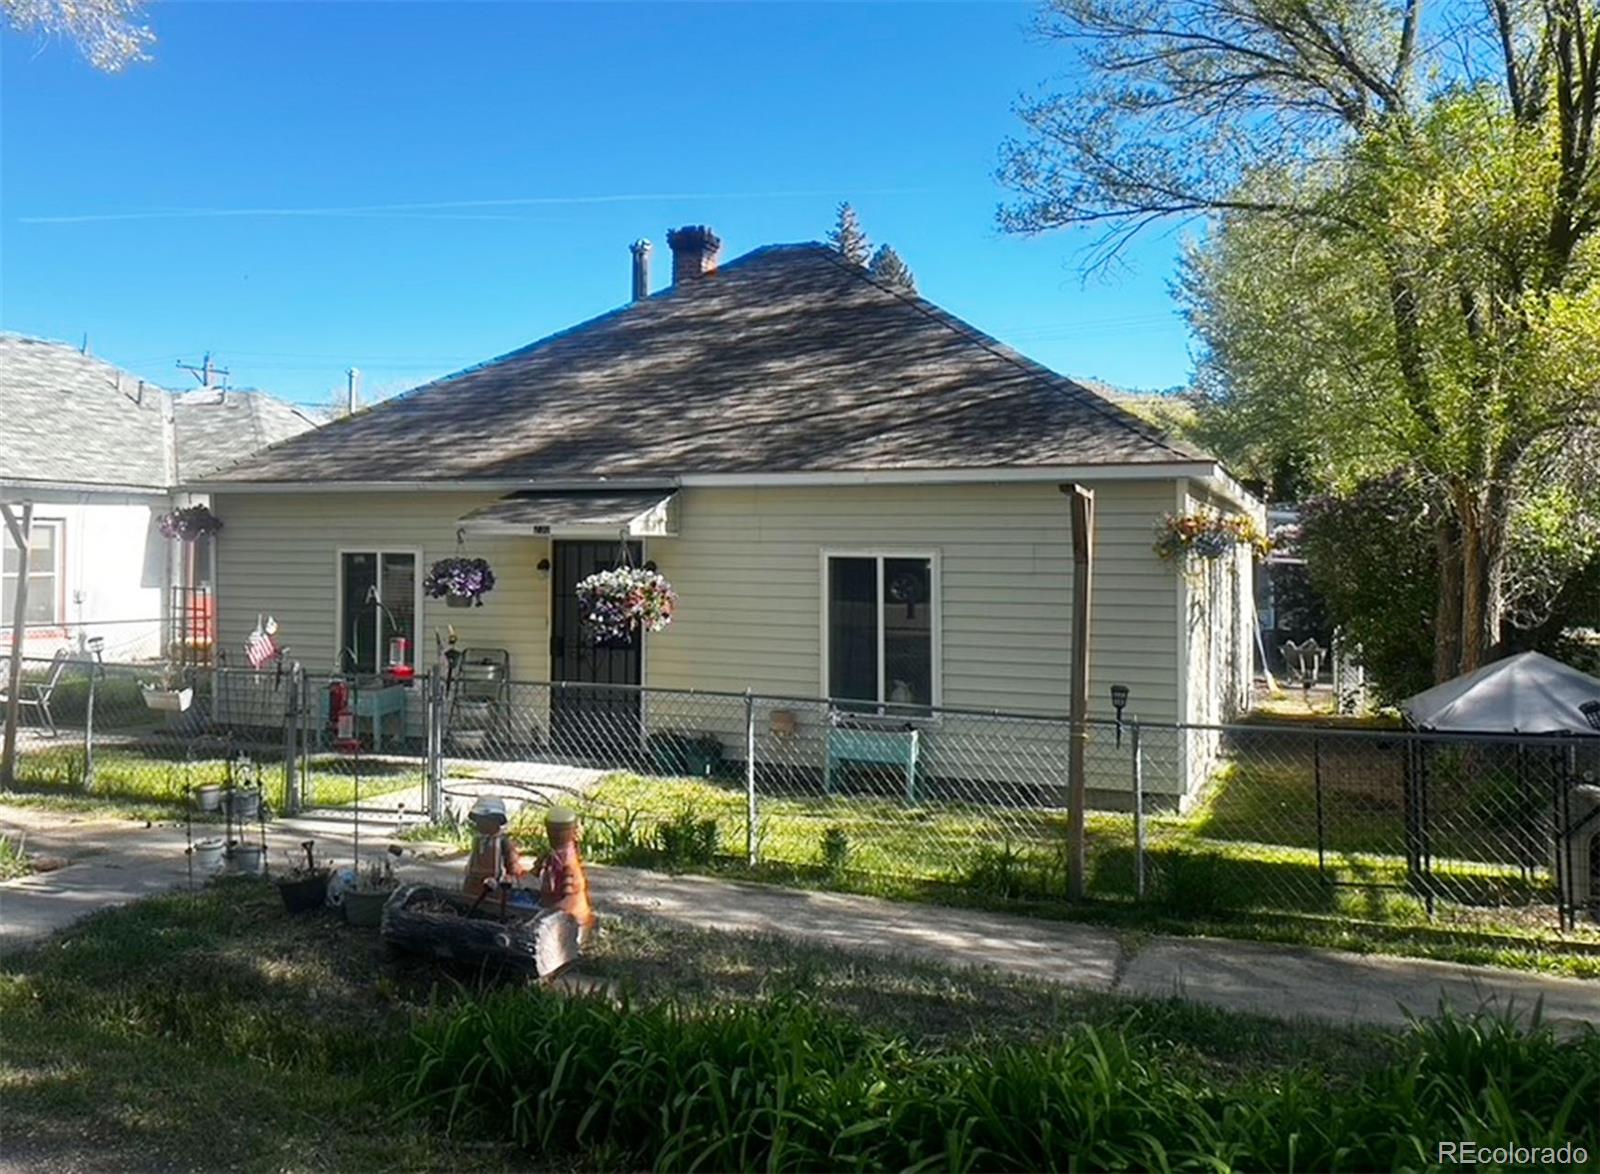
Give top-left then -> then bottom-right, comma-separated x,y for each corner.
334,547 -> 424,673
2,517 -> 64,628
819,548 -> 942,712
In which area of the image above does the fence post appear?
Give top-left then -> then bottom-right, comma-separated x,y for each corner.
282,665 -> 302,815
1313,734 -> 1326,879
745,689 -> 758,866
83,657 -> 98,790
427,668 -> 444,823
1131,719 -> 1145,899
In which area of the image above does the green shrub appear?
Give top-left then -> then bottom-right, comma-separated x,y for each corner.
820,826 -> 850,877
401,993 -> 1599,1170
1153,848 -> 1234,916
656,808 -> 718,868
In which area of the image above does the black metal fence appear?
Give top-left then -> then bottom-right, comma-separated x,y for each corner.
5,654 -> 1598,941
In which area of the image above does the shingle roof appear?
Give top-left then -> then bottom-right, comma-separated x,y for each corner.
0,335 -> 174,489
0,334 -> 316,491
203,244 -> 1206,485
172,388 -> 321,480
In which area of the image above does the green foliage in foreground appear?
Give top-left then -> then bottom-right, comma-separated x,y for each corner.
405,990 -> 1599,1171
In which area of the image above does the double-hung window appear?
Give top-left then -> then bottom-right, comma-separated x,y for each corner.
824,552 -> 937,713
337,551 -> 418,674
2,520 -> 62,626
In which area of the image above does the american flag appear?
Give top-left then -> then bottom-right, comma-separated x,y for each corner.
245,618 -> 279,669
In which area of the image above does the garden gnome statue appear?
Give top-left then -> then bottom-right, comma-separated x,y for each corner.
536,806 -> 595,934
462,797 -> 527,896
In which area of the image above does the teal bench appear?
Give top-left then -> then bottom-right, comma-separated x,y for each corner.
825,719 -> 921,801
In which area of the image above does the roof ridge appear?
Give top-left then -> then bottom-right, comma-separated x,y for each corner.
806,248 -> 1201,463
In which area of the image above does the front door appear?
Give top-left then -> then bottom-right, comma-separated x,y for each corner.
549,540 -> 643,755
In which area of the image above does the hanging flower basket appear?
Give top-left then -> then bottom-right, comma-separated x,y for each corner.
424,557 -> 496,607
1154,511 -> 1271,562
576,566 -> 676,645
158,504 -> 223,542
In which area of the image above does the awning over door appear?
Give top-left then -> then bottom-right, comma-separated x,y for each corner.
457,489 -> 678,538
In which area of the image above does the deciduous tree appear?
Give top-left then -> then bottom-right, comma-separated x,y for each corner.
3,0 -> 152,71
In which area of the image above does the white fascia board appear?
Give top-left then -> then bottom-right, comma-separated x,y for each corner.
194,463 -> 1220,494
1202,466 -> 1266,516
0,479 -> 172,504
677,463 -> 1217,487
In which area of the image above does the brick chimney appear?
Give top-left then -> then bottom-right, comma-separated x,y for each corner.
630,239 -> 652,301
666,225 -> 721,284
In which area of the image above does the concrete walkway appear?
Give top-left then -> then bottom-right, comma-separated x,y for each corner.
2,804 -> 1596,1034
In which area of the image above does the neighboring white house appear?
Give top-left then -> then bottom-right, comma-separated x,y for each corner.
194,228 -> 1261,806
0,335 -> 317,661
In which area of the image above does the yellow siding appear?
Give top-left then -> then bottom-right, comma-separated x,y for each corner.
214,480 -> 1193,796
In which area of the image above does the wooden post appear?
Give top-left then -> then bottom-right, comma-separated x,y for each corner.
1,502 -> 34,789
1061,484 -> 1094,900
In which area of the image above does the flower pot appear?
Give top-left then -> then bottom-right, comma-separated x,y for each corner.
446,594 -> 474,608
191,838 -> 225,875
342,886 -> 395,927
277,871 -> 330,914
226,788 -> 261,822
234,842 -> 266,876
142,686 -> 193,713
193,784 -> 224,813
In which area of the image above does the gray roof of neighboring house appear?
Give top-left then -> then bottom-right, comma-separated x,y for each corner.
204,243 -> 1207,485
0,334 -> 175,489
172,388 -> 322,480
0,334 -> 317,492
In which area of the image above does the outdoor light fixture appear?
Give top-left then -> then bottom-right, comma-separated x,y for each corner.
536,557 -> 551,579
1110,683 -> 1131,746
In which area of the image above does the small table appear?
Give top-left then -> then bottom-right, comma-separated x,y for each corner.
318,684 -> 410,751
826,721 -> 921,801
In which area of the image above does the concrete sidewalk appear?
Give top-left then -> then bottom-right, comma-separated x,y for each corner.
2,804 -> 1596,1034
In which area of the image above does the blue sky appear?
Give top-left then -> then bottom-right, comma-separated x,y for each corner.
1,2 -> 1196,410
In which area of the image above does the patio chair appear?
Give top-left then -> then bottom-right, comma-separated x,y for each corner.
0,648 -> 69,738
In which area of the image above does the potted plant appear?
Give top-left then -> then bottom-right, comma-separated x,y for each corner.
424,556 -> 496,608
342,852 -> 399,927
140,667 -> 192,713
276,841 -> 332,914
575,566 -> 676,644
158,503 -> 223,542
1154,510 -> 1271,563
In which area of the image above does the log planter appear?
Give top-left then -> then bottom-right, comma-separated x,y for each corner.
380,884 -> 579,979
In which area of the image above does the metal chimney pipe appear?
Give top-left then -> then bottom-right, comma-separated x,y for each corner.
630,239 -> 652,302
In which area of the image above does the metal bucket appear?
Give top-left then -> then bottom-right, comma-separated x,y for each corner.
227,789 -> 261,822
192,838 -> 226,875
234,842 -> 266,876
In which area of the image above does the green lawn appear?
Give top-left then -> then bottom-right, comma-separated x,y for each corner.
411,769 -> 1600,976
8,745 -> 419,818
3,879 -> 1593,1170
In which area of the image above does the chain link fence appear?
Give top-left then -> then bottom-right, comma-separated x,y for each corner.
5,655 -> 1598,941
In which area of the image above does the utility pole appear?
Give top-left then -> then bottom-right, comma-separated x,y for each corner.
345,368 -> 361,416
177,352 -> 229,388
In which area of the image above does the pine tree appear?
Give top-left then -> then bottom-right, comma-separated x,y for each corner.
868,244 -> 917,293
827,202 -> 872,266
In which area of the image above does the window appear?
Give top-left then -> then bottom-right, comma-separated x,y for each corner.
824,553 -> 937,712
338,551 -> 417,673
2,520 -> 62,626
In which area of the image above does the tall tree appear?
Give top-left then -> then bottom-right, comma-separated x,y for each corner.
868,244 -> 918,293
3,0 -> 152,71
828,202 -> 873,266
999,0 -> 1600,680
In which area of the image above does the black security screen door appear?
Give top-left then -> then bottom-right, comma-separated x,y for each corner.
550,540 -> 643,753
